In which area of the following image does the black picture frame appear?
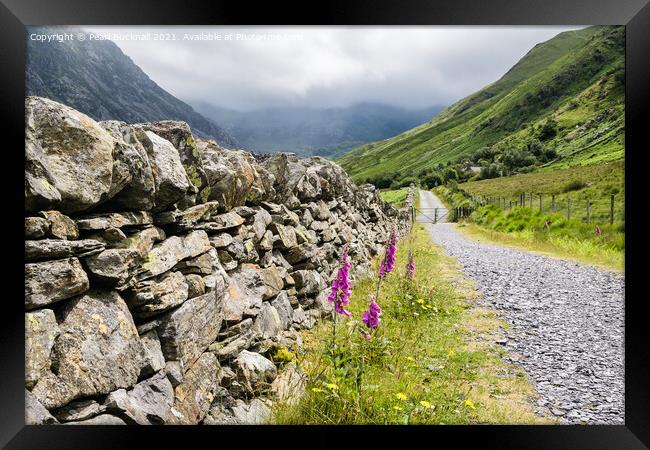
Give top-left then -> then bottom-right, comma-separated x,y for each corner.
2,0 -> 648,448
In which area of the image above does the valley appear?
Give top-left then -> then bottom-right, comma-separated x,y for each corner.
339,26 -> 624,191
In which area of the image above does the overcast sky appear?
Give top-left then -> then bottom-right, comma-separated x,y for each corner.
86,26 -> 584,111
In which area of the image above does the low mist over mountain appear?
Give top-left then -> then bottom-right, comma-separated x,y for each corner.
192,102 -> 445,157
26,27 -> 239,148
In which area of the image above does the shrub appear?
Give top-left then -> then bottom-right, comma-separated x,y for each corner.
538,118 -> 559,141
502,148 -> 537,170
423,172 -> 443,189
527,139 -> 545,157
367,174 -> 394,189
562,180 -> 588,193
478,163 -> 502,180
443,168 -> 458,182
398,176 -> 419,188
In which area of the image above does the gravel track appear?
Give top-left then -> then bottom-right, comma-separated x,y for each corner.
418,190 -> 625,424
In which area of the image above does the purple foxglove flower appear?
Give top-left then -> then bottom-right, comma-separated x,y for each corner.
379,231 -> 397,277
328,248 -> 352,317
595,225 -> 602,237
407,251 -> 415,279
362,298 -> 382,330
335,302 -> 352,317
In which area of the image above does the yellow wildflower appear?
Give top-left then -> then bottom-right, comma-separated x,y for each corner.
447,350 -> 455,357
325,383 -> 339,391
416,299 -> 425,304
392,406 -> 403,411
311,388 -> 324,393
395,392 -> 408,401
406,356 -> 415,362
464,399 -> 476,410
419,400 -> 432,408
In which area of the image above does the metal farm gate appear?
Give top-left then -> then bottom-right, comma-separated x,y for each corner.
413,206 -> 474,223
414,207 -> 449,224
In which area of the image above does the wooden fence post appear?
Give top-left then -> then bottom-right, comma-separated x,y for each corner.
551,195 -> 556,212
586,200 -> 591,224
539,193 -> 543,212
434,208 -> 438,223
610,194 -> 615,224
567,198 -> 571,220
529,192 -> 533,208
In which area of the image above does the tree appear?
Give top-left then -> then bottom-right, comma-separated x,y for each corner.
527,139 -> 544,157
423,172 -> 443,189
443,167 -> 458,182
472,146 -> 496,163
479,163 -> 502,180
502,148 -> 536,170
538,118 -> 558,141
398,176 -> 418,188
367,174 -> 393,189
544,147 -> 558,161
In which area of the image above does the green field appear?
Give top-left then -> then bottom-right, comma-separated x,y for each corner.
432,159 -> 625,271
459,160 -> 625,224
379,187 -> 410,208
339,26 -> 624,188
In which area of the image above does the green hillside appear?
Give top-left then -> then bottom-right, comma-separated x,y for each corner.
339,26 -> 624,185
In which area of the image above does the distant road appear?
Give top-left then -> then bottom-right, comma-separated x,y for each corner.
416,189 -> 448,223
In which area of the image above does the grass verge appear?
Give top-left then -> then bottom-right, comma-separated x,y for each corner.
271,224 -> 553,424
457,223 -> 623,274
463,204 -> 624,273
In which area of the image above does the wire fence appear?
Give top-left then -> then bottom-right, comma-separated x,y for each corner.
469,193 -> 623,225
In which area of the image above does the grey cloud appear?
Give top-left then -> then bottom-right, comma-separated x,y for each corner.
85,26 -> 584,111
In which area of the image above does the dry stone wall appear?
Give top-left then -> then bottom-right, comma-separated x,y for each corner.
24,96 -> 413,425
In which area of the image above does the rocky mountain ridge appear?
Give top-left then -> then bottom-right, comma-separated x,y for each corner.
26,27 -> 239,148
24,96 -> 413,425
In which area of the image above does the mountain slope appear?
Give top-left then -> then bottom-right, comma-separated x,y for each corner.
192,102 -> 445,157
26,27 -> 239,148
339,26 -> 624,183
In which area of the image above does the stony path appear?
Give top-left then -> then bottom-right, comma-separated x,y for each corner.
416,188 -> 448,223
418,190 -> 625,425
